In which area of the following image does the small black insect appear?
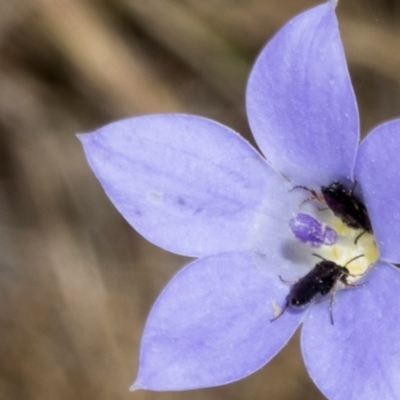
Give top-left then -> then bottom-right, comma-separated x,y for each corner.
294,181 -> 372,238
272,254 -> 364,324
321,181 -> 372,233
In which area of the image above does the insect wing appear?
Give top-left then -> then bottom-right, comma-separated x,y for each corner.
289,261 -> 343,307
321,182 -> 372,232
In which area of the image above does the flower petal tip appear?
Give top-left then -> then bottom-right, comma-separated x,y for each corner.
329,0 -> 338,8
246,0 -> 357,187
76,132 -> 91,143
129,381 -> 142,392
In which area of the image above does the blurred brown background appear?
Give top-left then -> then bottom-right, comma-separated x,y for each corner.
1,0 -> 400,399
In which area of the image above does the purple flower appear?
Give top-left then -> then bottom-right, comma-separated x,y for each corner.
289,213 -> 338,247
79,1 -> 400,399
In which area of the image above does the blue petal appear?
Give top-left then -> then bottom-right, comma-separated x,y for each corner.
133,252 -> 304,391
246,3 -> 359,187
79,114 -> 298,257
302,261 -> 400,399
355,119 -> 400,263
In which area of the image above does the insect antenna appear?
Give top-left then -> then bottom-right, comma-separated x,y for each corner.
311,253 -> 327,261
354,230 -> 366,244
311,253 -> 364,268
344,254 -> 364,267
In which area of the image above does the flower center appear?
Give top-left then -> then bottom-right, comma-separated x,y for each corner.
289,181 -> 379,282
317,215 -> 378,282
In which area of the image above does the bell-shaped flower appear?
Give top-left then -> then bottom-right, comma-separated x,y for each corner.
80,1 -> 400,398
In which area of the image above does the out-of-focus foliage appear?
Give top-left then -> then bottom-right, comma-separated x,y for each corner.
0,0 -> 399,399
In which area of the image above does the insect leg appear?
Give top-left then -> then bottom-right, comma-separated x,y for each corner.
290,185 -> 317,195
279,275 -> 298,285
328,284 -> 339,325
350,180 -> 358,196
290,185 -> 324,204
341,279 -> 368,288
